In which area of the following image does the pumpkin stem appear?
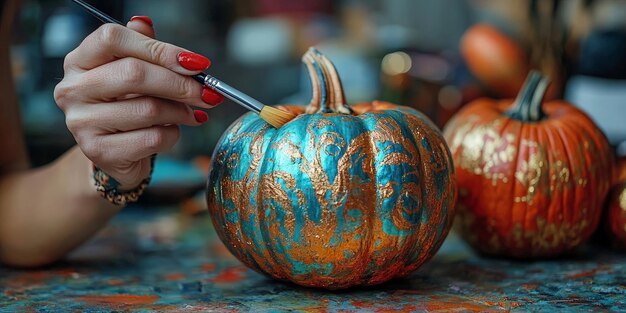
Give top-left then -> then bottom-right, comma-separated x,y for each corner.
302,48 -> 352,114
303,52 -> 328,113
506,70 -> 550,122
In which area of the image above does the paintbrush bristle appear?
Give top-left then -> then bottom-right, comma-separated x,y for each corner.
259,106 -> 297,128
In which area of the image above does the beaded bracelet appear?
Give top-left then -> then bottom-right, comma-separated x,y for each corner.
92,155 -> 156,206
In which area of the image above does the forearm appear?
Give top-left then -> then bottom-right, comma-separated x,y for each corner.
0,146 -> 122,267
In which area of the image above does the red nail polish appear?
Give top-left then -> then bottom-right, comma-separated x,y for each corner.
194,110 -> 209,123
130,16 -> 153,27
202,87 -> 225,106
177,52 -> 211,71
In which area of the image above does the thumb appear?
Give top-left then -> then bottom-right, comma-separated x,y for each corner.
127,16 -> 155,39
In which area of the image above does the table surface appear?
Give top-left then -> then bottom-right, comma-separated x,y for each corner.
1,206 -> 625,313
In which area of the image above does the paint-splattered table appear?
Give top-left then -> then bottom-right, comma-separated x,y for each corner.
1,206 -> 625,312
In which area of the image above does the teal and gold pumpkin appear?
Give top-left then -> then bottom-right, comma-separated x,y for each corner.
207,48 -> 457,289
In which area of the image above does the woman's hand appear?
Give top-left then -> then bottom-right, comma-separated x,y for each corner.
54,18 -> 223,189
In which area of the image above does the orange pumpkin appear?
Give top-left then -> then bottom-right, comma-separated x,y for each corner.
443,71 -> 613,258
606,157 -> 626,248
461,23 -> 529,98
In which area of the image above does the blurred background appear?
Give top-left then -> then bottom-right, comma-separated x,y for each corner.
7,0 -> 626,206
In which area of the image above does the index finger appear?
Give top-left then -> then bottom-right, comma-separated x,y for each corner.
65,23 -> 210,75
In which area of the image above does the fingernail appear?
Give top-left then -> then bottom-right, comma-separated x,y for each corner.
130,16 -> 153,27
194,110 -> 209,123
177,52 -> 211,71
202,87 -> 225,106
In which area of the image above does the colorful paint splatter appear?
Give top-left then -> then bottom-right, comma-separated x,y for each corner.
0,207 -> 625,312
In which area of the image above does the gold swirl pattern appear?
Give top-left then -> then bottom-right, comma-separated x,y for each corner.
208,102 -> 456,289
444,99 -> 613,258
207,48 -> 456,289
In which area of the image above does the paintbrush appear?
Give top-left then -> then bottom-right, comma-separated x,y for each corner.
71,0 -> 296,128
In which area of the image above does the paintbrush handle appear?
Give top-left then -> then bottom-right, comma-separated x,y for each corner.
194,73 -> 263,113
72,0 -> 122,24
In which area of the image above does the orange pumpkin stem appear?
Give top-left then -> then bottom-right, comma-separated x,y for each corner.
506,70 -> 550,122
302,48 -> 352,115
